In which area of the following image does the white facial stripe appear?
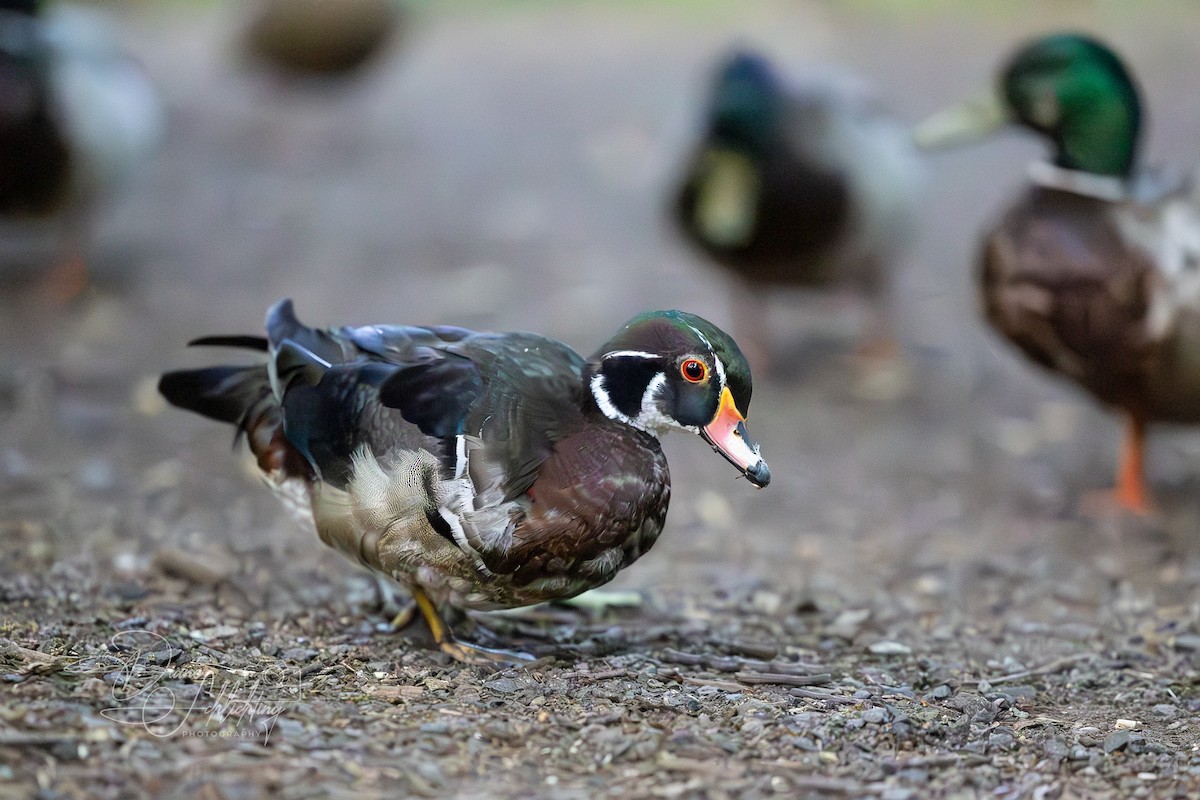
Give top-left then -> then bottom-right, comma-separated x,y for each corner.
603,350 -> 659,360
712,355 -> 727,388
590,370 -> 684,437
685,323 -> 713,352
683,323 -> 727,390
636,373 -> 670,434
590,372 -> 633,426
635,373 -> 695,436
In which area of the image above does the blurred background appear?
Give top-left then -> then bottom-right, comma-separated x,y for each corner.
4,0 -> 1200,619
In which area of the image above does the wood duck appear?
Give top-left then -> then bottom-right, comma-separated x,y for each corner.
159,300 -> 770,664
243,0 -> 403,77
916,33 -> 1200,513
673,48 -> 922,371
0,0 -> 163,297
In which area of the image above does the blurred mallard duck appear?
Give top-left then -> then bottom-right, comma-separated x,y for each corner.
917,32 -> 1200,513
0,0 -> 163,297
244,0 -> 403,77
160,301 -> 769,663
674,49 -> 923,372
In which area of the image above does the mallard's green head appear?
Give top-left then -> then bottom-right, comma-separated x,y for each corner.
916,33 -> 1142,178
1002,34 -> 1140,176
706,50 -> 781,153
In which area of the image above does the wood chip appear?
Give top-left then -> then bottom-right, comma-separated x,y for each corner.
969,652 -> 1096,686
153,547 -> 228,587
735,671 -> 833,687
788,687 -> 860,705
0,638 -> 57,664
681,676 -> 745,692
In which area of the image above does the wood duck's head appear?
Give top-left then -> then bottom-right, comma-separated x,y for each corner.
586,310 -> 770,488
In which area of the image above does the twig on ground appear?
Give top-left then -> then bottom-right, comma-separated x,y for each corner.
735,671 -> 833,687
967,652 -> 1097,686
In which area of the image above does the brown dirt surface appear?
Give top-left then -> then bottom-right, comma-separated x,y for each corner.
4,1 -> 1200,798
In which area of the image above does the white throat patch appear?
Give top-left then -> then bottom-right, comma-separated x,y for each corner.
591,371 -> 682,437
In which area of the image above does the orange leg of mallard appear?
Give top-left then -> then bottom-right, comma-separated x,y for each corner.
1114,414 -> 1153,514
409,585 -> 534,666
38,206 -> 94,304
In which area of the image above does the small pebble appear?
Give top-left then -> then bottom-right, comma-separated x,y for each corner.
861,707 -> 890,724
1043,738 -> 1069,760
280,647 -> 319,663
1171,635 -> 1200,652
1104,730 -> 1133,753
147,647 -> 183,666
50,741 -> 86,762
988,729 -> 1016,750
485,677 -> 522,694
76,458 -> 116,491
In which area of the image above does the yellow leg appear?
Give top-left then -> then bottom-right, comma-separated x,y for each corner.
388,601 -> 416,631
410,586 -> 534,665
1115,414 -> 1153,514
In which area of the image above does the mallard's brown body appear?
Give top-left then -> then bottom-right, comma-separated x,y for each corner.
982,181 -> 1200,423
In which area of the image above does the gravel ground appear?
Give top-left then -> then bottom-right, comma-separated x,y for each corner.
4,1 -> 1200,798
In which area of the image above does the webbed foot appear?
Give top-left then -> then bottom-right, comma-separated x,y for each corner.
410,585 -> 535,666
436,638 -> 536,666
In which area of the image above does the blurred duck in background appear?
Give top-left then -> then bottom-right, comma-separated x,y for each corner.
673,48 -> 923,387
243,0 -> 404,78
0,0 -> 163,300
917,33 -> 1200,514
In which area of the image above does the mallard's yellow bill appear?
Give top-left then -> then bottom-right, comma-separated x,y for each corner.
914,91 -> 1008,150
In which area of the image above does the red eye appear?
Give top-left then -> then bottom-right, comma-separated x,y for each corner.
681,359 -> 707,383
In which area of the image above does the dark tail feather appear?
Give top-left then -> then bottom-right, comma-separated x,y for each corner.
159,364 -> 312,480
159,366 -> 269,426
188,335 -> 269,351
